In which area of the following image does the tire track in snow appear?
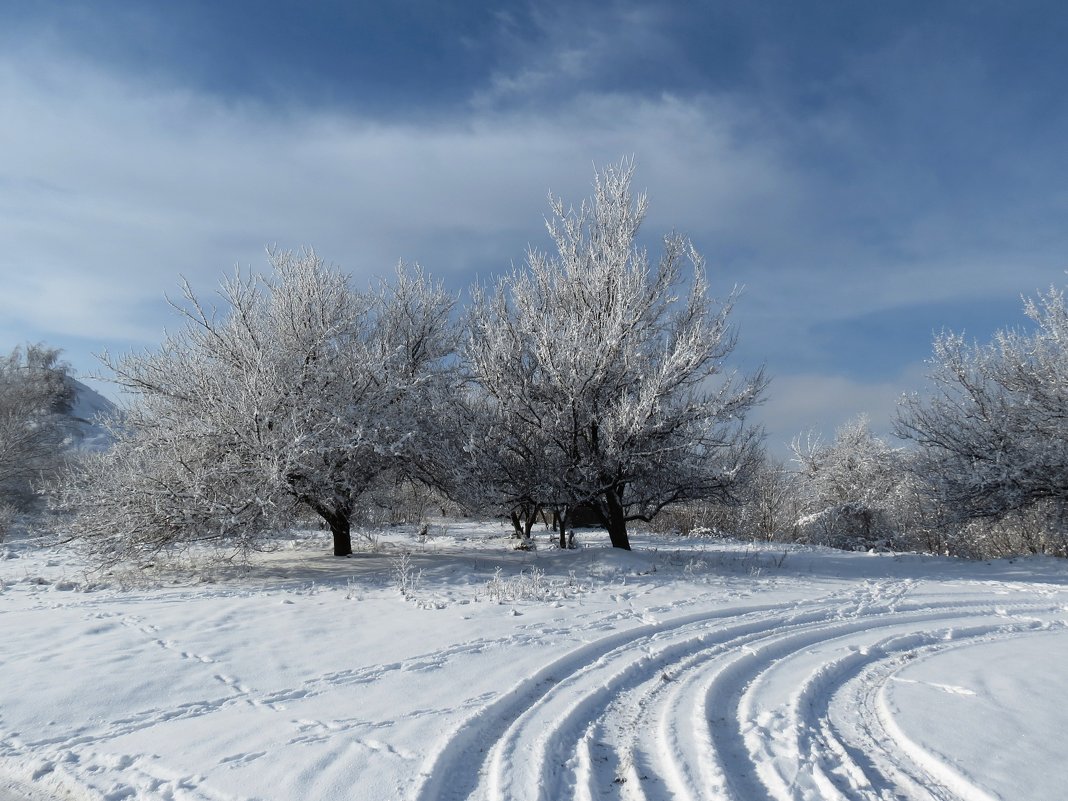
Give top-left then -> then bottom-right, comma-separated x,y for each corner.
412,597 -> 832,801
728,617 -> 1055,801
411,582 -> 1066,801
825,635 -> 1023,801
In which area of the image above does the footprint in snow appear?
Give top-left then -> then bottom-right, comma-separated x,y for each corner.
219,750 -> 267,768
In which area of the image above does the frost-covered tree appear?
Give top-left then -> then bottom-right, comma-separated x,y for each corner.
896,287 -> 1068,553
792,417 -> 909,549
452,387 -> 564,545
735,453 -> 801,542
57,249 -> 457,561
0,344 -> 74,517
465,162 -> 765,550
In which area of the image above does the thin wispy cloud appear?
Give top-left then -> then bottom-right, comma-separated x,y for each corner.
0,48 -> 791,336
3,1 -> 1067,454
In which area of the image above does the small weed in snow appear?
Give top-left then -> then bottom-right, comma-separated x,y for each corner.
359,530 -> 382,551
565,570 -> 586,593
485,567 -> 507,603
343,576 -> 361,601
683,557 -> 710,577
284,581 -> 322,598
391,552 -> 422,599
668,544 -> 789,578
524,566 -> 545,598
483,566 -> 588,604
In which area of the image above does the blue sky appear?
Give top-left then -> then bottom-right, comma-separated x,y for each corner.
3,1 -> 1067,456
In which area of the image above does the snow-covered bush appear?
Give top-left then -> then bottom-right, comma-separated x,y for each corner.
792,417 -> 912,550
356,477 -> 451,528
55,249 -> 459,563
897,286 -> 1068,555
722,455 -> 801,542
482,566 -> 579,603
953,502 -> 1068,559
463,161 -> 765,550
0,344 -> 75,512
643,454 -> 801,543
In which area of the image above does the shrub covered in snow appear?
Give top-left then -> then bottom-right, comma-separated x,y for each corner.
897,286 -> 1068,557
0,344 -> 75,513
790,417 -> 914,550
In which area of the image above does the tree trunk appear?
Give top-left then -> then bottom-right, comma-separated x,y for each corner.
318,509 -> 353,557
301,495 -> 353,556
557,507 -> 568,549
330,514 -> 353,556
603,489 -> 631,550
511,507 -> 539,539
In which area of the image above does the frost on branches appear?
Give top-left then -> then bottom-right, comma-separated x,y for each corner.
464,162 -> 765,550
56,250 -> 457,561
0,345 -> 75,528
897,287 -> 1068,555
791,417 -> 912,550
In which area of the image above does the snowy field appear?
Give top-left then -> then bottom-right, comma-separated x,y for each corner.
2,522 -> 1067,801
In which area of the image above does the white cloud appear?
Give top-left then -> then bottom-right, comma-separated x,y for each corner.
4,23 -> 1066,439
755,366 -> 929,460
0,49 -> 795,351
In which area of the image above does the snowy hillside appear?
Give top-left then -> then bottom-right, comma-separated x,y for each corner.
64,378 -> 118,451
1,524 -> 1066,801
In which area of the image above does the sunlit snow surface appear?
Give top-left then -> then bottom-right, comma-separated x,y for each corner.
1,523 -> 1066,801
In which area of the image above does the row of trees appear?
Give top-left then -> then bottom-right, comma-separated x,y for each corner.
688,286 -> 1068,559
16,162 -> 1068,562
53,163 -> 766,561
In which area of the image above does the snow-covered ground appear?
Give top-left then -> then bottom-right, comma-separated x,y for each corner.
2,522 -> 1066,801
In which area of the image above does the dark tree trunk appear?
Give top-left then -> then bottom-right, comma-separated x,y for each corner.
603,488 -> 631,550
295,488 -> 354,556
557,507 -> 569,549
330,515 -> 353,556
308,502 -> 353,556
510,506 -> 539,539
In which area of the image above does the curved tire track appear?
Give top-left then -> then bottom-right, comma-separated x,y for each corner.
412,581 -> 1066,801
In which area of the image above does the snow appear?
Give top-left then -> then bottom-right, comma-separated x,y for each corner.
64,380 -> 117,452
1,523 -> 1066,801
881,633 -> 1067,801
